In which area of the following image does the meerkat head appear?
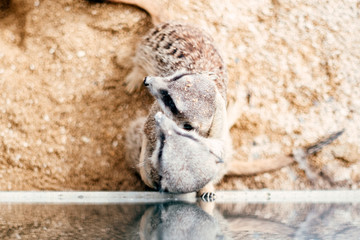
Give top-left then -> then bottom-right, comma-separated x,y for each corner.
151,112 -> 223,193
144,71 -> 221,137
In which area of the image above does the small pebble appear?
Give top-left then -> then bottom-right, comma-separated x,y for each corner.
43,114 -> 50,122
15,154 -> 21,162
49,48 -> 56,54
81,136 -> 90,143
77,51 -> 86,58
96,148 -> 102,156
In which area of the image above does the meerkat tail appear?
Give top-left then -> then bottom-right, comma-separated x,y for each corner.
226,218 -> 295,236
226,155 -> 294,176
105,0 -> 168,24
226,129 -> 345,176
304,129 -> 345,155
292,129 -> 345,181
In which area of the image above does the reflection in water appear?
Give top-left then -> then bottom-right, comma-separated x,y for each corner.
1,202 -> 360,239
139,203 -> 221,239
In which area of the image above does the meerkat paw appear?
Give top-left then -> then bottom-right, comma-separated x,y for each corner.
200,192 -> 216,202
198,182 -> 216,202
124,66 -> 146,93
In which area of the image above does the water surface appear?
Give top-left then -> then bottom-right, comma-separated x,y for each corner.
1,191 -> 360,239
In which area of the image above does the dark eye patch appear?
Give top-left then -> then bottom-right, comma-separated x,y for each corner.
154,132 -> 165,192
158,132 -> 165,161
159,89 -> 179,115
183,123 -> 193,131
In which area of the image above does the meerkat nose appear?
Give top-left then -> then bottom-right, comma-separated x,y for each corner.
143,77 -> 149,86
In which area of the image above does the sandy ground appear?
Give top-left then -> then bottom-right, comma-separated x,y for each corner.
0,0 -> 359,191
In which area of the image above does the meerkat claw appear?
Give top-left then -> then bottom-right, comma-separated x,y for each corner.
201,192 -> 216,202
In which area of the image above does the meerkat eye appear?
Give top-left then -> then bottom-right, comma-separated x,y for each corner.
183,123 -> 194,131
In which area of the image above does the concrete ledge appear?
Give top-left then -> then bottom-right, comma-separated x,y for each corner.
0,191 -> 196,204
0,190 -> 359,204
216,190 -> 360,203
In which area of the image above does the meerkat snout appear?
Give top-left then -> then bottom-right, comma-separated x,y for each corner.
143,76 -> 155,87
143,77 -> 149,86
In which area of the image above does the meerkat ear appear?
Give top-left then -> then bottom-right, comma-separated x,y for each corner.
198,72 -> 218,84
208,89 -> 227,139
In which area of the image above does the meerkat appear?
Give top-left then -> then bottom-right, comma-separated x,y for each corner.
108,0 -> 345,200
